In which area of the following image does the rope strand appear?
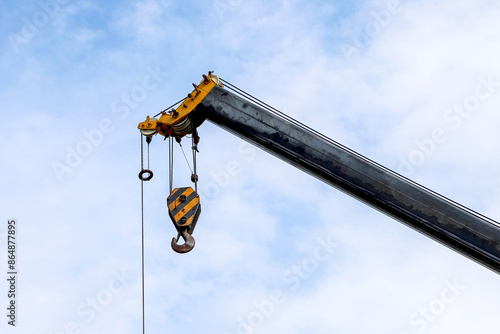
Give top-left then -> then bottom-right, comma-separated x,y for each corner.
169,137 -> 174,194
140,134 -> 146,334
192,135 -> 198,193
153,97 -> 186,118
179,142 -> 193,173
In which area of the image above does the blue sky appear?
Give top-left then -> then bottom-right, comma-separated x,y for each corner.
2,0 -> 500,333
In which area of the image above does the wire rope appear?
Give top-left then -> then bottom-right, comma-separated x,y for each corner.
154,97 -> 186,118
192,135 -> 198,193
169,137 -> 174,194
140,134 -> 146,334
178,142 -> 193,174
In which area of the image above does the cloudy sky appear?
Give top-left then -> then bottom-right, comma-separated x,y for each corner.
2,0 -> 500,333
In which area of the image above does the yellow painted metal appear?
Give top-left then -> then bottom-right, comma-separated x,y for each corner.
137,74 -> 219,138
168,187 -> 194,212
167,187 -> 200,227
174,196 -> 199,224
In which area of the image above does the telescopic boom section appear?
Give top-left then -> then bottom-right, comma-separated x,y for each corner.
139,74 -> 500,274
196,78 -> 500,275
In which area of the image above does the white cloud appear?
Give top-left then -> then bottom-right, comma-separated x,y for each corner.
2,0 -> 500,333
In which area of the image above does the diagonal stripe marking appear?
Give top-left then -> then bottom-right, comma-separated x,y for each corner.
174,195 -> 200,222
168,188 -> 193,212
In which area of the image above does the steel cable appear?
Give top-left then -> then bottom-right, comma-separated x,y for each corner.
140,134 -> 146,334
154,97 -> 186,118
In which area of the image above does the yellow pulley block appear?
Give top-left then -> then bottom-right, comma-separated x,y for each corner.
167,187 -> 201,253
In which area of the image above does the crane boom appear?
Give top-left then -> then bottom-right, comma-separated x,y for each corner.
139,74 -> 500,274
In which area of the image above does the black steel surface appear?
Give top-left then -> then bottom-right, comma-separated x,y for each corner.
194,86 -> 500,274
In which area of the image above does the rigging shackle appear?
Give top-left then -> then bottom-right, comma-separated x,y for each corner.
171,230 -> 195,253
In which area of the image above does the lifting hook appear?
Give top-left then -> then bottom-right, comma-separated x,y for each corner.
171,230 -> 195,253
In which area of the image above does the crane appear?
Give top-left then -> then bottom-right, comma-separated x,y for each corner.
137,72 -> 500,275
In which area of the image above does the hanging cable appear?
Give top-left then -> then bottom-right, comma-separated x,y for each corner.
191,132 -> 199,193
153,97 -> 187,118
169,137 -> 174,194
140,134 -> 146,334
138,134 -> 153,181
147,137 -> 150,169
178,142 -> 193,174
140,134 -> 144,171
